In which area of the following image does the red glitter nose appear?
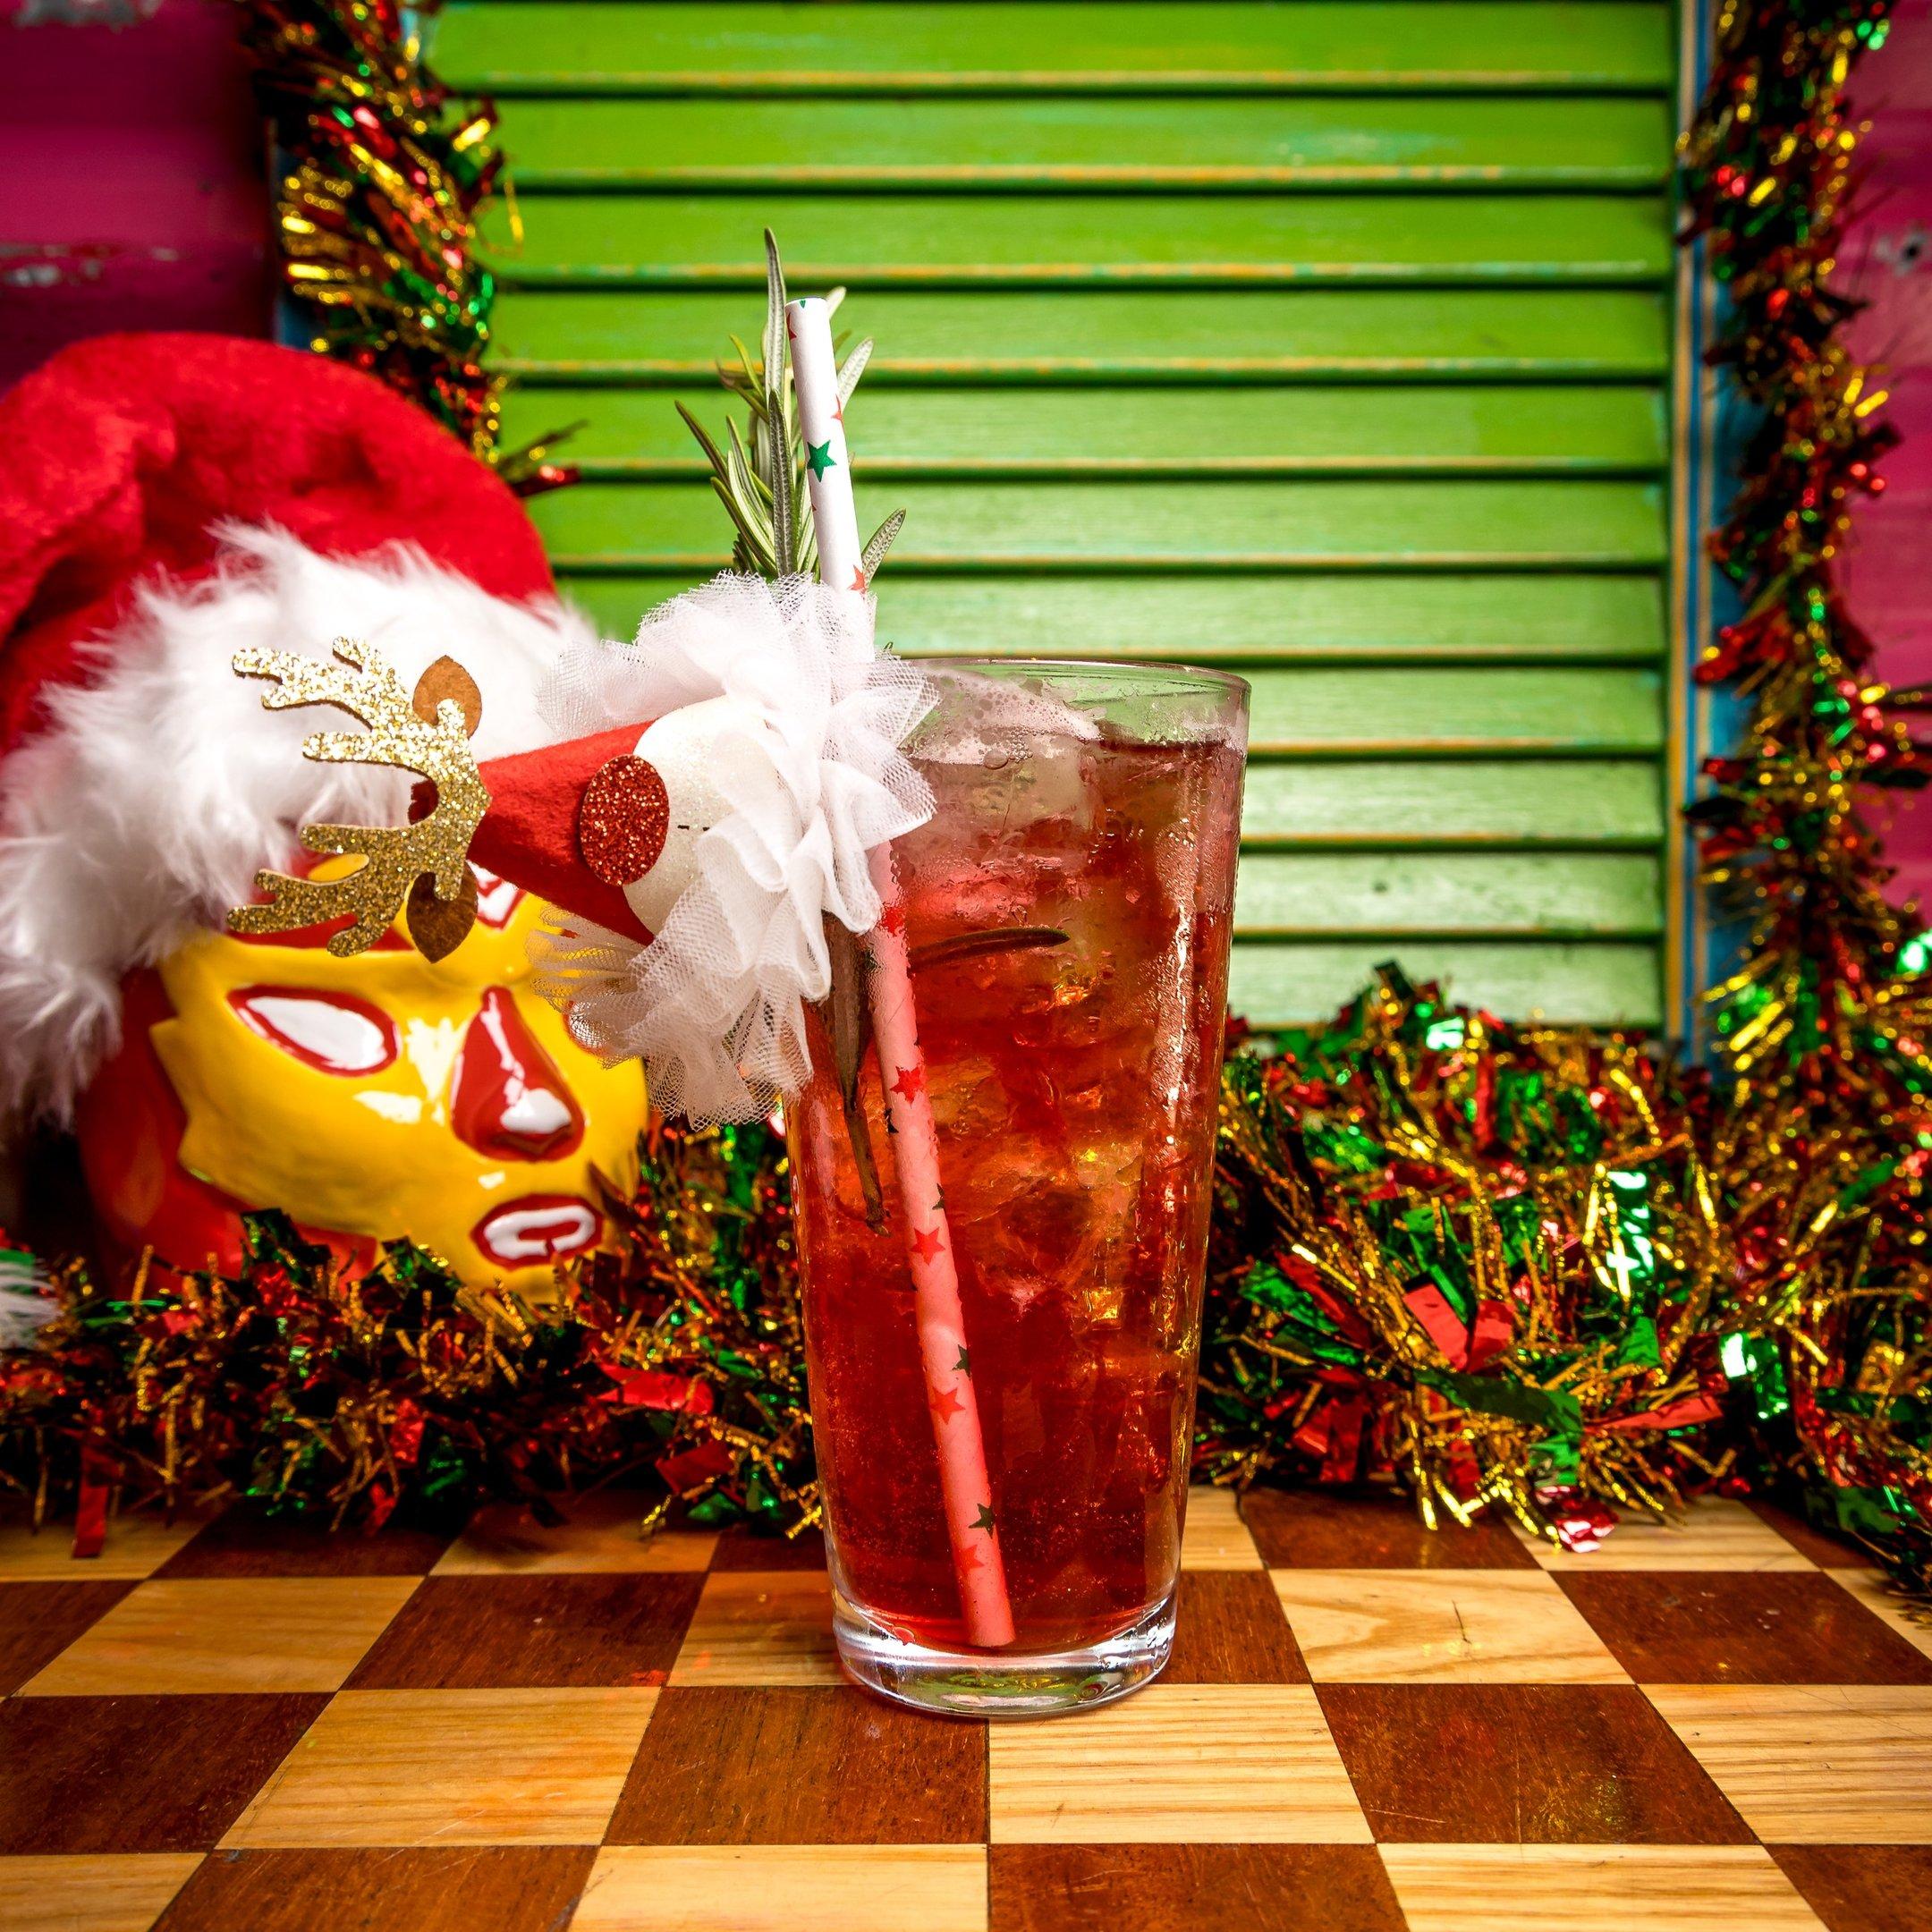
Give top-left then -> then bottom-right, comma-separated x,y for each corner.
450,987 -> 586,1161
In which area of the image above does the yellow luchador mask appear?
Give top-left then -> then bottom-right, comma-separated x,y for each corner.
74,864 -> 644,1297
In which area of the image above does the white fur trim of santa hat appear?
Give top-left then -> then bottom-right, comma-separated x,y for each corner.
0,524 -> 599,1123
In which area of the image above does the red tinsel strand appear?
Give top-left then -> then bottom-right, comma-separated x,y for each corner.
1679,0 -> 1928,1093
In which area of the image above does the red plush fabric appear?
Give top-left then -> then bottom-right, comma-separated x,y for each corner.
0,333 -> 554,756
474,726 -> 659,945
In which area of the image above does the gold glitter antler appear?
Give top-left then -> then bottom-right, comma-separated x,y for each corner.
226,639 -> 491,957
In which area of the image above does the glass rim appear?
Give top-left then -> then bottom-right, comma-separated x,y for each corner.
909,654 -> 1250,700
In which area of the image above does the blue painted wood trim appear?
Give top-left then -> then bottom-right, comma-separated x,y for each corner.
1670,0 -> 1750,1054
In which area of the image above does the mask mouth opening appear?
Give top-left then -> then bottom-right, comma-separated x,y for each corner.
472,1194 -> 602,1269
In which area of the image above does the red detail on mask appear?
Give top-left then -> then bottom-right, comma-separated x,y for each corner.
470,867 -> 525,930
471,1193 -> 601,1269
228,986 -> 401,1075
451,987 -> 586,1160
73,968 -> 382,1283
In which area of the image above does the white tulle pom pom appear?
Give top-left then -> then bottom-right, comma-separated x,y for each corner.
527,572 -> 934,1124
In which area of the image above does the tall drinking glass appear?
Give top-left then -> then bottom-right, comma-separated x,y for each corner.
788,660 -> 1248,1716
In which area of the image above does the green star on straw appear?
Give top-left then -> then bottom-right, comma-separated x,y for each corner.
806,437 -> 837,479
971,1503 -> 997,1536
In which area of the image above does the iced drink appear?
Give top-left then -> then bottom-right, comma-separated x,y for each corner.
788,660 -> 1247,1714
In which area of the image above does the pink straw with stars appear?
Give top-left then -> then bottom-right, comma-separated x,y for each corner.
787,296 -> 1016,1648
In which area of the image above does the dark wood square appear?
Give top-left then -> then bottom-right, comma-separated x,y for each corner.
1317,1683 -> 1753,1843
154,1845 -> 597,1931
708,1525 -> 829,1572
0,1693 -> 326,1853
1241,1487 -> 1536,1571
0,1580 -> 132,1693
1558,1572 -> 1932,1685
1165,1572 -> 1309,1684
1770,1844 -> 1932,1932
345,1573 -> 704,1689
606,1686 -> 987,1843
159,1508 -> 453,1579
989,1844 -> 1406,1932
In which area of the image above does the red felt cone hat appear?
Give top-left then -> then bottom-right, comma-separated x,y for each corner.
472,727 -> 665,946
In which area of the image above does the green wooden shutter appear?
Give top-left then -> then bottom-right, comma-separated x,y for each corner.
434,1 -> 1675,1028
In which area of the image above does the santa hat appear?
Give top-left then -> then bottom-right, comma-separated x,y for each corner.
0,333 -> 599,1123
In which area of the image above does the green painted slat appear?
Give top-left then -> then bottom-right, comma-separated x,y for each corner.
559,572 -> 1666,665
433,4 -> 1674,96
496,289 -> 1672,382
531,479 -> 1666,569
1233,852 -> 1662,938
500,97 -> 1673,190
1241,668 -> 1662,755
1239,761 -> 1663,845
1230,940 -> 1661,1027
458,0 -> 1677,1026
484,193 -> 1672,287
509,386 -> 1667,476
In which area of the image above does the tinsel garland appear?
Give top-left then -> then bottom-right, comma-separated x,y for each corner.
1675,0 -> 1930,1594
0,1123 -> 814,1544
0,977 -> 1922,1589
1196,970 -> 1735,1554
233,0 -> 570,490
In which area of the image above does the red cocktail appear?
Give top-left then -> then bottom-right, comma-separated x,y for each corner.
789,661 -> 1247,1714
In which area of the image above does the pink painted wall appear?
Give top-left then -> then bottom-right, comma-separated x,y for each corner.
0,0 -> 269,393
1843,0 -> 1932,908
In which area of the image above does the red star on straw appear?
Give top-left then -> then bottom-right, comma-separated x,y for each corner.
930,1384 -> 963,1424
889,1063 -> 926,1104
909,1224 -> 945,1264
849,564 -> 869,592
958,1541 -> 983,1573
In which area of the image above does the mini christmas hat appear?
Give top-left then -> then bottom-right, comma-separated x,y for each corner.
233,572 -> 938,1124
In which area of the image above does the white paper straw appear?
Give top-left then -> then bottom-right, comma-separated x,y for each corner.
788,295 -> 1016,1648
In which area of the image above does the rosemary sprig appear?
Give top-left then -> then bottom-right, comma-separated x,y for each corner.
677,230 -> 902,581
684,232 -> 906,1217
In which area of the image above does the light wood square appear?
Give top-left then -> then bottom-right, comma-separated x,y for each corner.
988,1683 -> 1370,1843
0,1854 -> 203,1932
573,1846 -> 987,1932
0,1511 -> 209,1581
19,1576 -> 418,1694
668,1572 -> 841,1686
435,1490 -> 717,1574
1646,1684 -> 1932,1843
223,1687 -> 657,1846
1513,1499 -> 1814,1572
1828,1570 -> 1932,1661
1270,1569 -> 1628,1683
1381,1844 -> 1826,1932
1182,1486 -> 1264,1571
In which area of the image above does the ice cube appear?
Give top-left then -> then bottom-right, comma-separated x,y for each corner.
907,666 -> 1102,767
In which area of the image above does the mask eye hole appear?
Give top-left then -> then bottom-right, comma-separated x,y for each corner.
229,987 -> 400,1076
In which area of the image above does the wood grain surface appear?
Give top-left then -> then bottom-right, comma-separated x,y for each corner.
4,1487 -> 1923,1928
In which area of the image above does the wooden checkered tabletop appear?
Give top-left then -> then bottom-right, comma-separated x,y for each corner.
2,1488 -> 1928,1932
